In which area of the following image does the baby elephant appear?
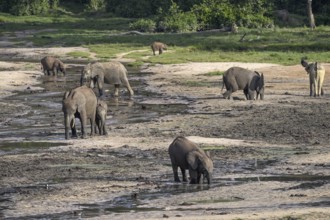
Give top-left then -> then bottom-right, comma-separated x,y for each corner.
95,99 -> 108,135
151,41 -> 167,56
41,56 -> 66,76
168,136 -> 213,184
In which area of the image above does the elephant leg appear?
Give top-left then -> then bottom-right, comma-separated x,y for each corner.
159,49 -> 163,55
223,90 -> 233,99
321,88 -> 324,96
309,82 -> 313,96
114,84 -> 120,97
103,124 -> 108,135
79,112 -> 87,138
188,169 -> 198,184
197,172 -> 202,184
94,118 -> 99,134
172,164 -> 180,182
123,79 -> 134,97
313,81 -> 317,97
243,88 -> 249,99
180,167 -> 188,182
52,67 -> 57,76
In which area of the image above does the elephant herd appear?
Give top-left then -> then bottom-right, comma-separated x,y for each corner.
40,52 -> 325,184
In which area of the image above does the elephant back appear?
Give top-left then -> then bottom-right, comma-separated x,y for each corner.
41,56 -> 55,69
102,61 -> 129,85
65,86 -> 97,116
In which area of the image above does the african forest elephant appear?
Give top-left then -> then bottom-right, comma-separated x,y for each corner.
62,85 -> 97,139
80,61 -> 134,97
41,56 -> 66,76
301,58 -> 325,97
95,99 -> 108,135
168,136 -> 213,184
222,67 -> 265,100
151,41 -> 167,56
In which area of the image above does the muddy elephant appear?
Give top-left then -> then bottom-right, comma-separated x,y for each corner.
151,41 -> 167,56
222,67 -> 265,100
80,61 -> 134,97
41,56 -> 66,76
95,99 -> 108,135
301,58 -> 325,97
62,85 -> 97,139
168,136 -> 213,184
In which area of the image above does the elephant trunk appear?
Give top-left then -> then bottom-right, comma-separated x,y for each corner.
204,171 -> 212,184
64,114 -> 74,139
80,75 -> 86,86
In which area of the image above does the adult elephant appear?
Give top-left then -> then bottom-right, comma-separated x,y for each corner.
40,56 -> 66,76
301,58 -> 325,97
168,136 -> 213,184
62,85 -> 97,139
222,67 -> 265,100
80,61 -> 134,97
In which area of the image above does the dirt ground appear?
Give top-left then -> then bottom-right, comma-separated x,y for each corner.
0,46 -> 330,220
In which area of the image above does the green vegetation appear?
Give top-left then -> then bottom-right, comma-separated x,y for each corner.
66,51 -> 91,58
205,71 -> 225,76
0,1 -> 329,66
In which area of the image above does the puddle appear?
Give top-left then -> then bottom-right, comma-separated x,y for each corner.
0,141 -> 69,155
0,66 -> 189,142
229,174 -> 330,183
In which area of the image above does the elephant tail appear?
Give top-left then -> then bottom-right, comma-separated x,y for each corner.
221,81 -> 225,91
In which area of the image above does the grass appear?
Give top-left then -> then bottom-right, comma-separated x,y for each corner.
66,51 -> 91,58
0,12 -> 330,65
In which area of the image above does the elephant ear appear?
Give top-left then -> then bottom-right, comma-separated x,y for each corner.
63,91 -> 70,100
187,151 -> 202,170
90,62 -> 104,78
54,60 -> 60,68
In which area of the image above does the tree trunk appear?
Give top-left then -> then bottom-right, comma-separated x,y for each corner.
307,0 -> 316,29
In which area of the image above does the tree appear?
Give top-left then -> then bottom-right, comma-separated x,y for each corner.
307,0 -> 316,29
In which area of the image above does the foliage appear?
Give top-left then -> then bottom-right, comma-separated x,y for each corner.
192,0 -> 273,29
0,0 -> 59,16
157,1 -> 199,32
129,19 -> 156,32
86,0 -> 105,12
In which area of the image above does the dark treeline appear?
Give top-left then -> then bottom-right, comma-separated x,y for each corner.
0,0 -> 329,29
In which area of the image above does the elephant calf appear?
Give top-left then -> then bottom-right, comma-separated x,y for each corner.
301,58 -> 325,97
151,41 -> 167,56
41,56 -> 66,76
95,99 -> 108,135
222,67 -> 265,100
62,85 -> 97,139
168,136 -> 213,184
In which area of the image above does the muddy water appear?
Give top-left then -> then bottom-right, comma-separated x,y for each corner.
1,63 -> 330,219
0,65 -> 188,144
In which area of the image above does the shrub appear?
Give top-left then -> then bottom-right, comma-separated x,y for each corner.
129,18 -> 156,32
157,2 -> 199,33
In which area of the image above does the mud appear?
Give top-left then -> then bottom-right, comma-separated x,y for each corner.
0,55 -> 330,219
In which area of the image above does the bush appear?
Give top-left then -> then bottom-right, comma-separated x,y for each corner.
0,0 -> 59,16
129,18 -> 156,32
157,2 -> 199,33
